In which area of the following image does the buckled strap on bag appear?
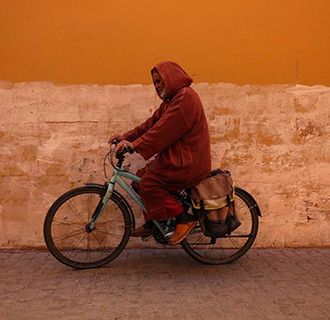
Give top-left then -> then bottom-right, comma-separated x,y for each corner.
226,196 -> 233,235
200,200 -> 205,212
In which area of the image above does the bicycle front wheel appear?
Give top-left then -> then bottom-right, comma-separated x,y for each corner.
181,187 -> 260,265
44,186 -> 131,269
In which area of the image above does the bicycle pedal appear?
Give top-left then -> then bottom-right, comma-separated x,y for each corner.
141,235 -> 153,241
164,231 -> 174,240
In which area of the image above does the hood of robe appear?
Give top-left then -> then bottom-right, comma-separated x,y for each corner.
152,61 -> 193,100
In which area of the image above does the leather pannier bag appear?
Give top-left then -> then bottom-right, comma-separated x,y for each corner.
190,169 -> 240,237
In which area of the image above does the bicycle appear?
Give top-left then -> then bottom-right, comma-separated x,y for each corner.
43,144 -> 261,269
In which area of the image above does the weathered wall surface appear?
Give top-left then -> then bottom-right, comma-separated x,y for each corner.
0,82 -> 329,248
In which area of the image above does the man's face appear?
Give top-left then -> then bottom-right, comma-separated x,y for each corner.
152,71 -> 167,100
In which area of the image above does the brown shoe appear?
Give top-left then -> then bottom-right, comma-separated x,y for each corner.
168,221 -> 197,246
131,225 -> 152,238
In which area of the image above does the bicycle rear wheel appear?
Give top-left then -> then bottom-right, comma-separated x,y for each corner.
44,186 -> 131,269
181,187 -> 260,264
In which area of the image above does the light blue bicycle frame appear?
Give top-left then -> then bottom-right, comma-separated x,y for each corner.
89,163 -> 172,236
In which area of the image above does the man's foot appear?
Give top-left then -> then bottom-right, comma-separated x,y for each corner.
130,224 -> 153,237
168,221 -> 197,245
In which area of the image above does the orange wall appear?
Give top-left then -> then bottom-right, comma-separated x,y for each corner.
0,0 -> 329,85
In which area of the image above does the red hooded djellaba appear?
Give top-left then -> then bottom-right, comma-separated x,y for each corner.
121,61 -> 211,222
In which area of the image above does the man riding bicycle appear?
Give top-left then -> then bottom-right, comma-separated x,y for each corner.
109,61 -> 211,245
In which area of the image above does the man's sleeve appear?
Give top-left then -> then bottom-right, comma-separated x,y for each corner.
132,94 -> 195,160
123,106 -> 162,142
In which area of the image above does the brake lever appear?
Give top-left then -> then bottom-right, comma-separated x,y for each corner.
111,139 -> 120,145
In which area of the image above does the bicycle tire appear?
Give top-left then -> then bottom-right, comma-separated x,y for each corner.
44,186 -> 131,269
181,187 -> 259,265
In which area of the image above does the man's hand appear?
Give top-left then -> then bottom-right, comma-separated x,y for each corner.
108,133 -> 124,145
115,140 -> 134,155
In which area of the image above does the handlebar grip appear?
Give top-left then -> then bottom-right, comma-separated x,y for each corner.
125,144 -> 134,154
115,144 -> 134,159
115,150 -> 125,159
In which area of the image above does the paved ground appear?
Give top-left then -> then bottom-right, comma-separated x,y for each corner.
0,248 -> 329,320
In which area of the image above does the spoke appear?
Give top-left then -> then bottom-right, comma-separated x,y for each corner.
190,234 -> 206,250
95,229 -> 124,239
229,237 -> 240,249
89,230 -> 114,249
90,202 -> 120,224
216,239 -> 226,258
236,202 -> 247,210
205,242 -> 216,257
52,220 -> 83,228
67,232 -> 87,258
225,233 -> 251,238
66,200 -> 87,224
89,232 -> 114,253
53,229 -> 85,241
89,230 -> 104,246
105,202 -> 119,212
97,218 -> 123,225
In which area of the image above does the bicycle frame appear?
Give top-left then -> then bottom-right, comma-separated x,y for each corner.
107,168 -> 145,211
89,162 -> 172,237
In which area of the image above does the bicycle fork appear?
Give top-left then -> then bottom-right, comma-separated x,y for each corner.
85,180 -> 116,232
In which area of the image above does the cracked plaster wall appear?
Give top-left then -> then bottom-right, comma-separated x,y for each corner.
0,81 -> 329,248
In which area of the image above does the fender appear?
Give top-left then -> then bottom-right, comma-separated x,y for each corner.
253,200 -> 262,217
234,186 -> 262,217
84,182 -> 136,229
84,182 -> 107,189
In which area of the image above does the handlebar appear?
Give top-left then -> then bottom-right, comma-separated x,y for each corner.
104,140 -> 135,179
110,139 -> 134,159
115,145 -> 134,159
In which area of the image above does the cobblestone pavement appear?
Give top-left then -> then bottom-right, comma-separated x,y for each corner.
0,248 -> 329,320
